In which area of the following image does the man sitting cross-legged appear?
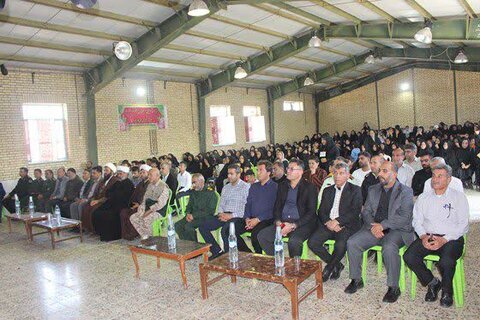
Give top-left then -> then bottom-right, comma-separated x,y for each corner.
175,173 -> 218,241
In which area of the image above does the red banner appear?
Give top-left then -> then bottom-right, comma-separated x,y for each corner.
118,105 -> 167,131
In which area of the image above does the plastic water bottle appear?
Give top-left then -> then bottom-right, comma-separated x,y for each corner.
28,196 -> 35,216
14,195 -> 20,215
167,214 -> 176,251
274,225 -> 284,268
228,222 -> 238,264
54,205 -> 61,224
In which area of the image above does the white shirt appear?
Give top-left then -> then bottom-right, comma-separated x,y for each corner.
397,163 -> 415,187
177,171 -> 192,192
423,176 -> 464,194
318,176 -> 334,205
413,187 -> 469,241
404,158 -> 422,172
352,168 -> 371,186
329,183 -> 346,220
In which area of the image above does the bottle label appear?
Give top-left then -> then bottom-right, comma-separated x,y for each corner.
275,244 -> 283,252
167,230 -> 175,237
229,241 -> 236,248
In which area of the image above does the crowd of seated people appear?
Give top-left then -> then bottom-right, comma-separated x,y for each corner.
1,121 -> 476,307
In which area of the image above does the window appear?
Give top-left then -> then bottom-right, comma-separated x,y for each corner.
23,103 -> 68,163
243,106 -> 266,143
283,101 -> 304,111
210,105 -> 236,146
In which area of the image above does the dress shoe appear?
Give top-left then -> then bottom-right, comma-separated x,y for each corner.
440,291 -> 453,307
344,279 -> 364,294
330,262 -> 345,280
322,263 -> 335,282
382,287 -> 401,303
425,278 -> 442,302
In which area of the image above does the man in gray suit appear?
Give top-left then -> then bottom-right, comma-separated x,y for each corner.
344,161 -> 415,303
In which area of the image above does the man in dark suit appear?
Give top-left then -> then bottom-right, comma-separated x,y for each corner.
345,161 -> 415,303
160,161 -> 178,206
2,167 -> 33,213
308,162 -> 362,282
361,155 -> 384,204
258,158 -> 317,257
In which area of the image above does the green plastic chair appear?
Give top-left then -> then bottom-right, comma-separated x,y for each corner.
177,195 -> 190,218
251,166 -> 258,178
196,191 -> 221,244
362,245 -> 407,293
256,231 -> 309,259
152,188 -> 173,236
410,235 -> 467,307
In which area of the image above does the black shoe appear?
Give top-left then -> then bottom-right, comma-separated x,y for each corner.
425,278 -> 442,302
322,264 -> 335,282
344,279 -> 364,294
440,291 -> 453,307
382,287 -> 401,303
330,262 -> 345,280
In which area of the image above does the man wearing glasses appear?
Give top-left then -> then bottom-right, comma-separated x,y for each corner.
258,158 -> 317,258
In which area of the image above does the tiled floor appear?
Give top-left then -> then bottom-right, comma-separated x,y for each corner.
1,217 -> 479,320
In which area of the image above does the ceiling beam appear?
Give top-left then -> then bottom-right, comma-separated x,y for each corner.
164,44 -> 245,60
268,2 -> 331,25
85,0 -> 221,94
316,61 -> 480,102
256,71 -> 295,79
209,14 -> 291,40
141,0 -> 183,11
132,66 -> 206,78
325,18 -> 480,43
0,55 -> 95,68
276,64 -> 310,72
25,0 -> 158,27
251,4 -> 318,28
309,0 -> 363,24
457,0 -> 477,19
357,0 -> 400,23
0,14 -> 132,41
295,55 -> 330,66
197,32 -> 313,97
268,46 -> 480,100
404,0 -> 435,20
185,30 -> 266,50
267,52 -> 371,100
0,35 -> 221,70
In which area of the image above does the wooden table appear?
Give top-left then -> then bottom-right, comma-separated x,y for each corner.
129,236 -> 211,289
199,252 -> 323,320
31,218 -> 83,249
4,212 -> 48,241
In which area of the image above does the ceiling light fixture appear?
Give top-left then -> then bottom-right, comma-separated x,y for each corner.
136,87 -> 146,97
113,41 -> 132,61
304,76 -> 314,86
365,54 -> 375,64
454,50 -> 468,64
400,82 -> 410,91
234,65 -> 247,79
188,0 -> 210,17
308,35 -> 322,48
0,64 -> 8,76
70,0 -> 97,9
414,20 -> 433,44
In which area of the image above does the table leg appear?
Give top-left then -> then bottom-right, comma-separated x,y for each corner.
179,259 -> 188,289
202,252 -> 209,263
157,257 -> 160,269
24,221 -> 33,242
315,268 -> 324,299
50,231 -> 56,250
79,223 -> 83,243
131,250 -> 140,278
231,275 -> 237,284
199,265 -> 209,299
7,217 -> 12,233
284,279 -> 299,320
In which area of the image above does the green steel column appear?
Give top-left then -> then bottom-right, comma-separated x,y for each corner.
314,93 -> 320,133
375,78 -> 381,130
453,70 -> 459,124
267,90 -> 275,144
196,84 -> 207,153
84,81 -> 98,165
